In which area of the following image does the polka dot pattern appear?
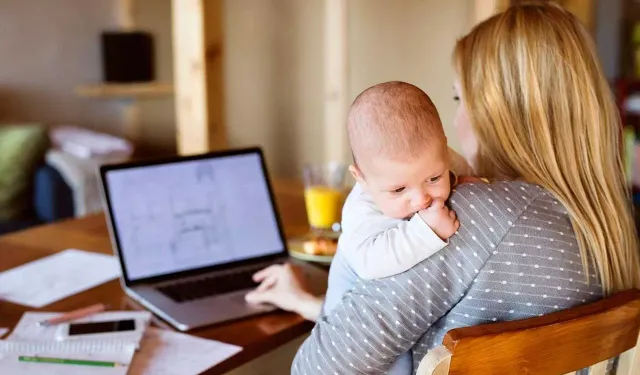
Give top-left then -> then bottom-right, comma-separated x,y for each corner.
292,181 -> 602,375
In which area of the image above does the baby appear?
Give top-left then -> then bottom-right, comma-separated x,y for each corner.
340,81 -> 472,280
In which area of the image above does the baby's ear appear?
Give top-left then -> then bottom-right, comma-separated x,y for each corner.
348,164 -> 365,184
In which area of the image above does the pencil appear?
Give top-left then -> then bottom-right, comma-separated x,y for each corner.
18,355 -> 125,367
36,303 -> 106,327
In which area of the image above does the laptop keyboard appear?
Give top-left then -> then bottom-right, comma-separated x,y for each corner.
157,265 -> 263,303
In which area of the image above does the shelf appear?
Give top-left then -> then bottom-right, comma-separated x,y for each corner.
74,82 -> 173,99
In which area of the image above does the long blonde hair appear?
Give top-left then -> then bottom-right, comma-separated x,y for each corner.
454,2 -> 640,294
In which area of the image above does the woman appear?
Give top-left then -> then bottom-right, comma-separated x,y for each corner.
252,3 -> 640,374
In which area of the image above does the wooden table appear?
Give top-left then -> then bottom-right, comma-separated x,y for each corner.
0,179 -> 316,375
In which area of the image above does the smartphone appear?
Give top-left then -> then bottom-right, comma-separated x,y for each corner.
68,319 -> 136,336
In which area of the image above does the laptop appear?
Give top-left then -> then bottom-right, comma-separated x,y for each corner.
99,147 -> 325,331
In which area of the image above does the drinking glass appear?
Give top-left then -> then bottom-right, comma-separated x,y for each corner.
302,162 -> 347,235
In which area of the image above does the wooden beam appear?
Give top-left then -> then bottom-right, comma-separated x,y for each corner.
117,0 -> 135,31
203,0 -> 227,151
172,0 -> 227,156
324,0 -> 349,164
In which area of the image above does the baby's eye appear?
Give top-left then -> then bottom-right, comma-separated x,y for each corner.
428,176 -> 441,183
392,187 -> 405,194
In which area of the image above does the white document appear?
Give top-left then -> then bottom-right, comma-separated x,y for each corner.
0,249 -> 120,307
8,311 -> 151,346
128,328 -> 242,375
0,328 -> 8,338
0,340 -> 135,375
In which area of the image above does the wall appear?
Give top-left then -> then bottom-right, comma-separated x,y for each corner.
134,0 -> 176,154
0,0 -> 175,153
224,0 -> 472,177
0,0 -> 471,177
348,0 -> 471,153
224,0 -> 325,177
0,0 -> 123,133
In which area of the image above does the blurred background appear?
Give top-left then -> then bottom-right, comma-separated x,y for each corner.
2,0 -> 639,233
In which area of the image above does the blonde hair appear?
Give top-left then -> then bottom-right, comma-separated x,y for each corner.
454,2 -> 640,294
347,81 -> 445,166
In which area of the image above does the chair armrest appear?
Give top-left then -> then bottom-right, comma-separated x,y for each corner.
416,346 -> 452,375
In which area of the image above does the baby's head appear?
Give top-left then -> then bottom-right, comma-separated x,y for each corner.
348,81 -> 451,220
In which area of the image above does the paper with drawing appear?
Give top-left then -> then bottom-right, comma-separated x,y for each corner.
129,328 -> 242,375
0,249 -> 120,307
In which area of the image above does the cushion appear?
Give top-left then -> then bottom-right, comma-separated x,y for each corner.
33,163 -> 74,222
0,124 -> 50,220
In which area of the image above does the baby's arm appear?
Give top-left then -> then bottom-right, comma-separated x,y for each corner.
341,185 -> 455,280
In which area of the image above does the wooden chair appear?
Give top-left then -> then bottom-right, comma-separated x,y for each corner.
416,289 -> 640,375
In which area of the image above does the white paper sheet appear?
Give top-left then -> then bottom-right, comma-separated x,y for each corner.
0,249 -> 120,307
8,311 -> 151,345
128,328 -> 242,375
0,340 -> 135,375
0,329 -> 8,338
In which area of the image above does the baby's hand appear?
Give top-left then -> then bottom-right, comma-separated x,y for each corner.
418,198 -> 460,240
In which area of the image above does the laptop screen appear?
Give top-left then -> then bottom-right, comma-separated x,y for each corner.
103,152 -> 285,281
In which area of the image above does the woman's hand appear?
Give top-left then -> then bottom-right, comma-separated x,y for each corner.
245,263 -> 324,322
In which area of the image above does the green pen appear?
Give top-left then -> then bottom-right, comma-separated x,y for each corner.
18,355 -> 125,367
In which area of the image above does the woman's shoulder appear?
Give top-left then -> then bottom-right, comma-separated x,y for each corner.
451,180 -> 547,228
451,180 -> 545,206
451,180 -> 574,240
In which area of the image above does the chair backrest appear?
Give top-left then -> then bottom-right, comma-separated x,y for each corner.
417,289 -> 640,375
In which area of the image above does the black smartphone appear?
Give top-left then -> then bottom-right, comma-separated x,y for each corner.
68,319 -> 136,336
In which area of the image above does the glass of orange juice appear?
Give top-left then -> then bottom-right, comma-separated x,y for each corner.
302,162 -> 347,234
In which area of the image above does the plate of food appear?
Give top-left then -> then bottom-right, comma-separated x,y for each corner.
288,235 -> 338,264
